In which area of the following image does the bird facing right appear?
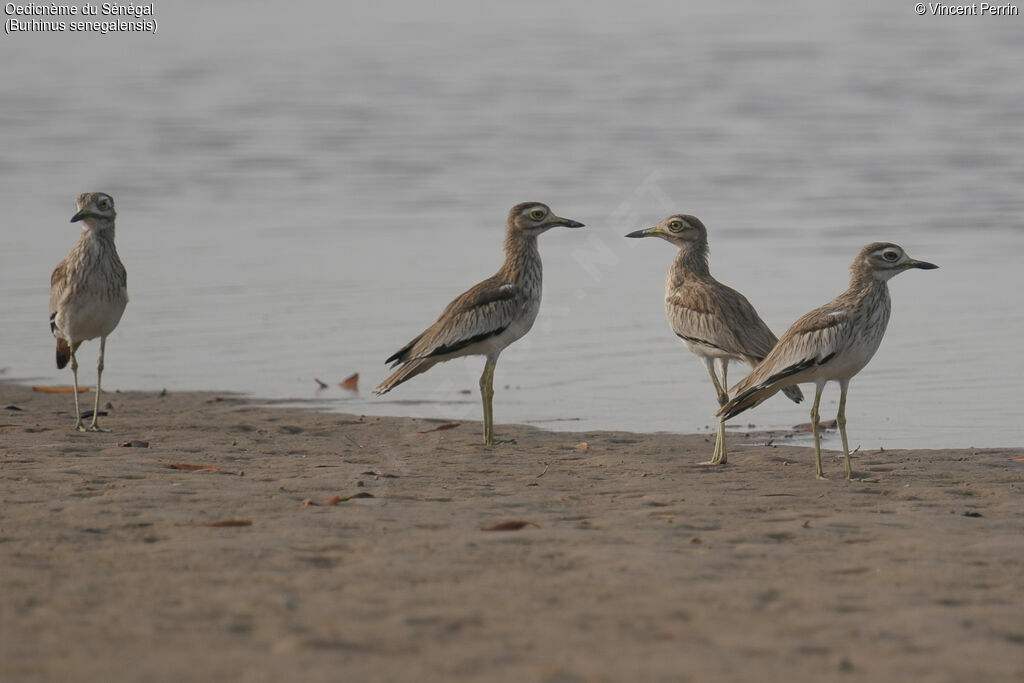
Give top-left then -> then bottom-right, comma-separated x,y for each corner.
718,243 -> 938,480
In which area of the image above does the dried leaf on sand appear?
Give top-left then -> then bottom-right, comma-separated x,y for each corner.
340,373 -> 359,390
198,519 -> 252,527
32,386 -> 87,394
167,463 -> 222,472
302,495 -> 342,506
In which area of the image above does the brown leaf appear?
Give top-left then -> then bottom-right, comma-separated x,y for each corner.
416,422 -> 460,434
32,385 -> 88,394
167,463 -> 222,472
314,378 -> 328,389
119,440 -> 150,448
199,519 -> 252,527
573,441 -> 589,452
339,491 -> 375,501
302,494 -> 342,506
340,373 -> 359,390
481,520 -> 539,531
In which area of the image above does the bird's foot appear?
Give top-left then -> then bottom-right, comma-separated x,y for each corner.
74,422 -> 87,432
86,423 -> 110,433
816,473 -> 830,481
697,456 -> 726,466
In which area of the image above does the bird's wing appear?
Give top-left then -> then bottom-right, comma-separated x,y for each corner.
49,259 -> 68,335
386,276 -> 521,366
666,284 -> 778,360
717,305 -> 847,418
736,305 -> 850,393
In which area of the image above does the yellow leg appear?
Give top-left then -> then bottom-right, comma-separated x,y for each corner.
70,347 -> 85,432
699,358 -> 729,465
87,337 -> 109,432
811,384 -> 826,480
700,417 -> 728,466
479,357 -> 496,446
838,379 -> 852,480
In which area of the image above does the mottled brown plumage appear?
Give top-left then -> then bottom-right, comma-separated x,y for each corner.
50,192 -> 128,431
719,242 -> 938,479
375,202 -> 584,445
627,214 -> 802,465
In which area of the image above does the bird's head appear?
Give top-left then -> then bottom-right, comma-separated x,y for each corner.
70,192 -> 116,228
507,202 -> 584,235
857,242 -> 938,281
626,214 -> 707,247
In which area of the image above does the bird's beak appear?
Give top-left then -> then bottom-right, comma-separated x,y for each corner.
625,227 -> 659,238
70,210 -> 86,223
548,215 -> 585,229
908,259 -> 938,270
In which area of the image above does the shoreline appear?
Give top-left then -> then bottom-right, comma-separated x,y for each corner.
1,380 -> 1022,681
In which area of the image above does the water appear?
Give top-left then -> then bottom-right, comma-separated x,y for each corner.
3,0 -> 1023,449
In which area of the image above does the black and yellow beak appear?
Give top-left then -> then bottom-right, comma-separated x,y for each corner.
70,209 -> 88,223
548,215 -> 585,229
908,259 -> 938,270
625,226 -> 660,239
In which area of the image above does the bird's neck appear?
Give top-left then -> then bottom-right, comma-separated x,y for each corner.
670,242 -> 711,283
81,222 -> 116,244
502,228 -> 542,284
843,269 -> 891,318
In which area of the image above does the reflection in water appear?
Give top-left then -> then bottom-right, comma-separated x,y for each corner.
2,1 -> 1023,448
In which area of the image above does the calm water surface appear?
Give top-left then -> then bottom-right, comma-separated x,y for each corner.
2,1 -> 1022,449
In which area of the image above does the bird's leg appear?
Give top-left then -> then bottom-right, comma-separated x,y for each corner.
70,347 -> 85,431
704,358 -> 729,407
699,358 -> 729,466
811,384 -> 826,480
837,379 -> 852,480
479,357 -> 496,446
87,337 -> 109,432
700,416 -> 729,466
717,358 -> 729,403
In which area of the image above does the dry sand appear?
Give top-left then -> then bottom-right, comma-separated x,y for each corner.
1,380 -> 1022,682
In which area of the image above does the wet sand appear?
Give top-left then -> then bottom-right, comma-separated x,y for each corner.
1,380 -> 1022,682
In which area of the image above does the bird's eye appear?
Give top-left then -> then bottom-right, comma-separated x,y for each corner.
530,209 -> 546,220
668,221 -> 683,232
883,250 -> 899,262
98,198 -> 109,209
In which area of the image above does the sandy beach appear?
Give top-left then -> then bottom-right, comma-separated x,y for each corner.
1,379 -> 1021,682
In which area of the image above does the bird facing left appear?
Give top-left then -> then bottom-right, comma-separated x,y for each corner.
49,192 -> 129,431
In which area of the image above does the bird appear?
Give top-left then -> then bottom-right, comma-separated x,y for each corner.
49,192 -> 129,432
626,214 -> 803,465
718,242 -> 937,480
374,202 -> 584,445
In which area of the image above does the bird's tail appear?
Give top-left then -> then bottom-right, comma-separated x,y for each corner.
782,384 -> 804,404
718,382 -> 782,421
56,338 -> 72,370
374,357 -> 436,395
